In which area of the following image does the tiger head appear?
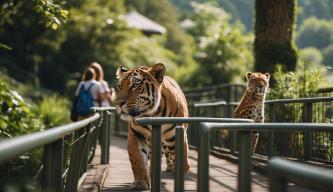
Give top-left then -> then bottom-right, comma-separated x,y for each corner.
115,63 -> 166,120
246,72 -> 270,96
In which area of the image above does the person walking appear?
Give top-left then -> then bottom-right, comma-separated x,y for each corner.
73,67 -> 103,120
90,62 -> 113,107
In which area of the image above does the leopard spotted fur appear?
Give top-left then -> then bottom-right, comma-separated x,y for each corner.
234,72 -> 270,154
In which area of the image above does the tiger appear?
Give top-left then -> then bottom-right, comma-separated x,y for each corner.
114,63 -> 190,190
234,72 -> 270,154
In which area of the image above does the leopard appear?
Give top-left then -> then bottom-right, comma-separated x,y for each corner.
234,72 -> 270,154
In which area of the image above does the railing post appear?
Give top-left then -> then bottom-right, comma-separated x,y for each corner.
228,85 -> 233,102
175,126 -> 184,192
270,175 -> 287,192
101,111 -> 109,164
193,106 -> 199,147
268,103 -> 276,157
303,103 -> 313,160
65,125 -> 90,192
227,103 -> 237,154
151,125 -> 161,191
114,112 -> 120,134
238,131 -> 251,192
107,111 -> 111,161
211,106 -> 216,149
42,138 -> 64,192
81,124 -> 94,174
198,123 -> 210,192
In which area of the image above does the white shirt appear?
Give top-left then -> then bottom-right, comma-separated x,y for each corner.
100,80 -> 111,107
75,80 -> 103,107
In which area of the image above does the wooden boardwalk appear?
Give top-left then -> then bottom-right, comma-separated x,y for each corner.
100,136 -> 314,192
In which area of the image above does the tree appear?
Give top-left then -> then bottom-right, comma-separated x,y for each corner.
323,45 -> 333,67
125,0 -> 196,66
0,0 -> 67,50
297,0 -> 333,24
254,0 -> 298,76
183,2 -> 253,87
299,47 -> 324,70
0,0 -> 67,87
296,17 -> 333,50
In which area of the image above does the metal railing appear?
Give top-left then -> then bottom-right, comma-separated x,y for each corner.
0,107 -> 115,192
267,157 -> 333,192
132,117 -> 333,192
190,97 -> 333,162
135,117 -> 253,192
184,83 -> 246,102
265,97 -> 333,161
197,122 -> 333,192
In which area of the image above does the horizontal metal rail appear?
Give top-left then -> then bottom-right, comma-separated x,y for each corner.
193,96 -> 333,106
91,106 -> 116,112
265,96 -> 333,104
184,83 -> 245,93
267,157 -> 333,192
135,117 -> 253,125
198,122 -> 333,192
0,113 -> 100,162
201,122 -> 333,132
135,117 -> 253,192
0,107 -> 115,192
193,100 -> 227,107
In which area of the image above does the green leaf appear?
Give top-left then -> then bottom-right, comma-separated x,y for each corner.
0,43 -> 12,51
51,23 -> 58,30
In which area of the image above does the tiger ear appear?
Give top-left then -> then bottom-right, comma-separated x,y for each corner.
265,73 -> 270,81
150,63 -> 166,84
116,65 -> 128,79
246,72 -> 252,80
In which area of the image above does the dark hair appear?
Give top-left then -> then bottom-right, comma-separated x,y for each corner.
83,68 -> 95,81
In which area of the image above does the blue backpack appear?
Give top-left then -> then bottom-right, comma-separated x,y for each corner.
75,83 -> 95,116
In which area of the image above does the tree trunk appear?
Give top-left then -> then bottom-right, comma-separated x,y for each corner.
254,0 -> 298,76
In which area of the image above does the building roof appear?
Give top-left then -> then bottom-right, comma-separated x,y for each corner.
123,11 -> 167,35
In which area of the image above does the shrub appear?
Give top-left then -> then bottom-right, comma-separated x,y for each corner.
0,79 -> 44,191
34,94 -> 71,128
269,62 -> 322,99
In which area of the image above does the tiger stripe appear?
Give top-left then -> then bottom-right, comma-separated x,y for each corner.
115,63 -> 190,190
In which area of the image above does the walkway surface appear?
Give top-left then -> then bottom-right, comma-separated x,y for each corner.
101,136 -> 314,192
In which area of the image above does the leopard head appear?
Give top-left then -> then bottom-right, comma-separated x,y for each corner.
246,72 -> 270,96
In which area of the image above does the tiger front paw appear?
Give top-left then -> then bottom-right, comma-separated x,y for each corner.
184,160 -> 190,175
130,180 -> 150,190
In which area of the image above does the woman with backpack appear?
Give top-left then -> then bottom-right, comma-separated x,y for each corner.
90,62 -> 114,107
72,67 -> 103,121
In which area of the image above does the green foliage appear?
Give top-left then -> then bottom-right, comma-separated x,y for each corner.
125,0 -> 196,67
171,0 -> 254,32
34,94 -> 71,127
0,0 -> 67,52
0,0 -> 67,29
270,62 -> 322,99
183,2 -> 253,87
0,79 -> 43,191
0,80 -> 43,138
33,0 -> 68,29
299,47 -> 324,69
217,0 -> 253,31
298,0 -> 333,24
296,17 -> 333,50
323,44 -> 333,67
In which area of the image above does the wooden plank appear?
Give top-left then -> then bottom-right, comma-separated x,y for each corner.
101,136 -> 315,192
